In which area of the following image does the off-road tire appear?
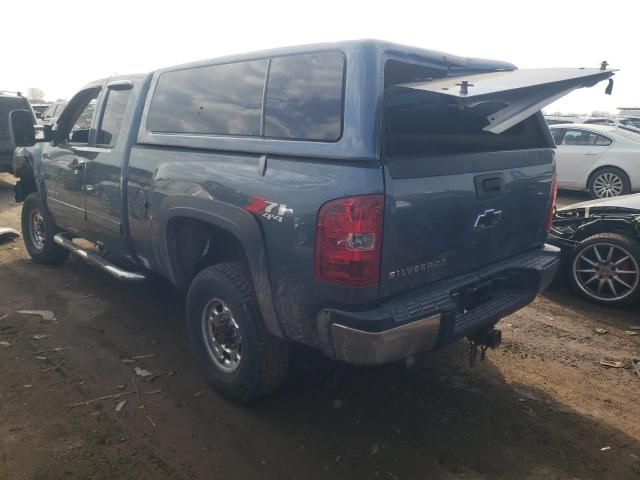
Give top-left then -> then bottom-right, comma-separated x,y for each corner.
186,262 -> 289,402
21,193 -> 69,265
566,233 -> 640,306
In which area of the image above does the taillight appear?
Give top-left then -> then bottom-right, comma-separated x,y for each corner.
545,174 -> 558,232
315,195 -> 384,287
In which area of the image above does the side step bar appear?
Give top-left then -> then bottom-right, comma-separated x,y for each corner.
53,234 -> 147,283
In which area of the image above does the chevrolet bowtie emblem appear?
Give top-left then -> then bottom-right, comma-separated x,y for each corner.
474,209 -> 502,230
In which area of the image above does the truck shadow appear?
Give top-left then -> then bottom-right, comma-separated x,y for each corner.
3,254 -> 639,479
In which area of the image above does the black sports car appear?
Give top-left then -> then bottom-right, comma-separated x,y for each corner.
549,194 -> 640,306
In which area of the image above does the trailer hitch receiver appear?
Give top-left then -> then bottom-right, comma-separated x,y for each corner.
467,327 -> 502,367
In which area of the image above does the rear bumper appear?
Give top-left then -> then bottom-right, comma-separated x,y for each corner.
317,244 -> 560,365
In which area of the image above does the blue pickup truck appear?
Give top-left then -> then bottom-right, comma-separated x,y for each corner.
9,40 -> 614,401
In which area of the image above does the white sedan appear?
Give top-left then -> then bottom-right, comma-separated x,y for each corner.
550,123 -> 640,198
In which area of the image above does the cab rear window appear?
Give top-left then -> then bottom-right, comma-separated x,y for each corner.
383,61 -> 549,157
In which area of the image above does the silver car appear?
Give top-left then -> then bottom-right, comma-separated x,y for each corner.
550,123 -> 640,198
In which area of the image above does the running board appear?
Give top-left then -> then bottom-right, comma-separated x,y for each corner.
53,234 -> 147,283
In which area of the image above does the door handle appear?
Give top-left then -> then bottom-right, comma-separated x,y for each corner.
68,158 -> 86,171
474,173 -> 505,200
584,152 -> 599,156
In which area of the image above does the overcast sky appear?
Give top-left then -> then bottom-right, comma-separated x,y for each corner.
3,0 -> 638,114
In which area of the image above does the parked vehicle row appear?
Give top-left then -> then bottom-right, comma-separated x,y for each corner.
5,41 -> 618,401
545,114 -> 640,129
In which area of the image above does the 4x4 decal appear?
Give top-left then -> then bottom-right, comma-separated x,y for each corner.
245,196 -> 292,223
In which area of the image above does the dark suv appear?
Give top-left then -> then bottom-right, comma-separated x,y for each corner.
1,91 -> 34,173
9,41 -> 615,401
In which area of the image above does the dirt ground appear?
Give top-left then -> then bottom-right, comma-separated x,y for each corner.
0,173 -> 639,480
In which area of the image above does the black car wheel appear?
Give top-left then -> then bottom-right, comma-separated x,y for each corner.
186,262 -> 289,402
588,168 -> 630,199
21,193 -> 69,265
567,233 -> 640,306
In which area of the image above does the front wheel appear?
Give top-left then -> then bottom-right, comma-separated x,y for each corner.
186,262 -> 289,402
21,193 -> 69,265
567,233 -> 640,306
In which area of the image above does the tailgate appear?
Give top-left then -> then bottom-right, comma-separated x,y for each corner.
380,150 -> 554,297
379,62 -> 614,297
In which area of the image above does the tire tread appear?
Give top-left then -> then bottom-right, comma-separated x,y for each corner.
186,262 -> 288,402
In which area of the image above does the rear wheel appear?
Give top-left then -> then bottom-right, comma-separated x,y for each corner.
588,167 -> 630,199
567,233 -> 640,306
21,193 -> 69,265
186,262 -> 289,402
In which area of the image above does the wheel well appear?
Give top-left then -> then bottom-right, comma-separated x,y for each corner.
587,165 -> 630,189
14,168 -> 37,203
574,221 -> 635,243
167,217 -> 250,287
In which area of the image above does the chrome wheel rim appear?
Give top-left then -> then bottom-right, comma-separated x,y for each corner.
201,298 -> 242,373
593,172 -> 624,198
29,209 -> 46,249
572,242 -> 639,302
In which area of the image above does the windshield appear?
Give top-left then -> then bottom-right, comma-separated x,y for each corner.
0,97 -> 32,130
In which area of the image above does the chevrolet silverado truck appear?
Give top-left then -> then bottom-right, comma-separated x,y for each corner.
9,41 -> 615,401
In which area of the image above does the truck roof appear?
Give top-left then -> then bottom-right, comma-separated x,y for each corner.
157,39 -> 516,74
83,40 -> 517,89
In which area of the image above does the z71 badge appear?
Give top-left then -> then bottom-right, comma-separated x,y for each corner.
246,197 -> 293,223
388,257 -> 447,280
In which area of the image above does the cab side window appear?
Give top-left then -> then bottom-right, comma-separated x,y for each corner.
97,89 -> 131,147
64,90 -> 100,144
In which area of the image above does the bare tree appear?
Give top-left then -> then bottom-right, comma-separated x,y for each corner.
26,87 -> 45,102
590,110 -> 611,117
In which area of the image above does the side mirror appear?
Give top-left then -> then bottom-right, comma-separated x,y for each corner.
9,110 -> 36,147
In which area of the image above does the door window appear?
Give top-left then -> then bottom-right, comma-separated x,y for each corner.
97,89 -> 131,147
64,90 -> 100,144
561,129 -> 612,146
561,129 -> 597,146
594,134 -> 613,146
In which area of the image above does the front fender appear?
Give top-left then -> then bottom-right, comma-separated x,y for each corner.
12,146 -> 46,204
